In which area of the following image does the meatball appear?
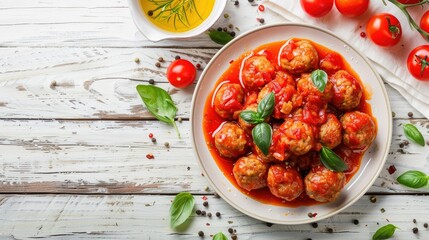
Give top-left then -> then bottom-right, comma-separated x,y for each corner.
320,52 -> 343,74
279,39 -> 318,75
287,151 -> 319,172
238,103 -> 258,134
297,73 -> 333,104
329,70 -> 362,111
341,111 -> 376,150
214,83 -> 245,120
241,55 -> 275,90
233,154 -> 269,191
214,122 -> 249,158
305,166 -> 346,202
267,164 -> 304,201
277,118 -> 315,156
319,113 -> 342,149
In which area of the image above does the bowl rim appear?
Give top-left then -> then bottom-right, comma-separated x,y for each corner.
127,0 -> 227,41
190,23 -> 392,225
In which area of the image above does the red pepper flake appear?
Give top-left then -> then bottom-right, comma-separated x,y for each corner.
146,153 -> 154,159
307,212 -> 317,218
206,222 -> 210,226
149,133 -> 154,138
387,165 -> 397,175
196,63 -> 201,69
202,196 -> 208,201
229,60 -> 234,64
360,32 -> 366,38
258,4 -> 265,11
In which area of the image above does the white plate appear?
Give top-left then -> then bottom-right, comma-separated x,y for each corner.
191,23 -> 392,225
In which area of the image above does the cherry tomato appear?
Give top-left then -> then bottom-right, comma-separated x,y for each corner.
397,0 -> 421,3
335,0 -> 369,17
166,59 -> 196,88
366,13 -> 402,47
420,11 -> 429,36
300,0 -> 334,18
407,45 -> 429,81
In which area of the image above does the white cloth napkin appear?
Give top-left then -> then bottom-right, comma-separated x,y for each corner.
264,0 -> 429,119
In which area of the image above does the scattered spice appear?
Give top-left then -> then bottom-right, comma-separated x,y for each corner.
258,18 -> 265,24
392,111 -> 396,118
387,165 -> 397,175
228,221 -> 233,224
312,222 -> 318,228
201,210 -> 206,216
198,231 -> 204,237
175,55 -> 181,60
158,57 -> 164,62
214,193 -> 220,198
196,209 -> 202,215
206,223 -> 210,226
196,63 -> 201,69
228,228 -> 234,234
353,219 -> 359,225
228,24 -> 233,28
404,140 -> 410,146
216,212 -> 221,217
231,235 -> 237,240
203,201 -> 209,207
413,219 -> 417,224
149,79 -> 155,85
326,227 -> 333,233
155,62 -> 161,67
370,196 -> 377,203
380,208 -> 386,213
202,196 -> 208,201
149,133 -> 154,138
207,212 -> 212,217
164,142 -> 170,148
307,212 -> 317,218
223,27 -> 228,32
134,57 -> 140,63
224,13 -> 229,18
399,143 -> 404,148
148,10 -> 153,16
248,0 -> 254,2
177,117 -> 183,123
146,153 -> 154,159
234,0 -> 239,6
217,27 -> 223,31
266,222 -> 273,227
151,137 -> 157,143
408,112 -> 414,117
360,32 -> 366,38
424,223 -> 428,228
230,31 -> 236,37
413,227 -> 419,234
258,4 -> 265,11
187,166 -> 190,171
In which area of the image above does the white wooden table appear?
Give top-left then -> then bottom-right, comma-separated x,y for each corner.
1,0 -> 429,239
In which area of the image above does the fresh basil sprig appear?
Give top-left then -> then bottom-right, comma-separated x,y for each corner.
136,85 -> 180,137
212,232 -> 228,240
239,92 -> 275,155
320,146 -> 348,172
397,170 -> 429,189
208,30 -> 234,45
310,69 -> 328,92
169,192 -> 195,228
372,224 -> 398,240
403,123 -> 425,146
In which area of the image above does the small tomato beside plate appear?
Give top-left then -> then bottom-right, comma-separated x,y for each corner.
407,45 -> 429,81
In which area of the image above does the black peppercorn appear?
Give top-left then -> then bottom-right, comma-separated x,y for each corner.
198,231 -> 204,237
207,212 -> 212,217
266,222 -> 273,227
148,10 -> 153,16
203,201 -> 208,207
259,18 -> 265,24
424,223 -> 428,228
353,219 -> 359,225
155,62 -> 161,67
151,137 -> 156,143
230,31 -> 236,37
216,212 -> 221,217
234,1 -> 239,6
217,27 -> 223,31
175,55 -> 181,60
228,228 -> 233,234
312,222 -> 318,228
196,209 -> 201,215
413,227 -> 418,234
326,227 -> 333,233
201,210 -> 206,216
149,79 -> 155,85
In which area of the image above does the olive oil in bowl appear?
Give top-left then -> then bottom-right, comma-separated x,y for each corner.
140,0 -> 215,33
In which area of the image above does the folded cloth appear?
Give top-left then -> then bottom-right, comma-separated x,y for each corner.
264,0 -> 429,119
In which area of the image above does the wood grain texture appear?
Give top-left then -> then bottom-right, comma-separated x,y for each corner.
0,119 -> 427,194
0,194 -> 428,239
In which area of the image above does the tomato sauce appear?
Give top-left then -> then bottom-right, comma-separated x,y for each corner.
202,39 -> 376,207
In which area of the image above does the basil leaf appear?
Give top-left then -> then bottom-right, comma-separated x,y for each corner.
320,146 -> 348,172
403,124 -> 425,146
170,192 -> 195,228
372,224 -> 398,240
397,170 -> 429,189
252,122 -> 272,155
310,69 -> 328,92
257,92 -> 275,119
136,85 -> 180,137
212,232 -> 228,240
208,30 -> 233,45
240,110 -> 263,124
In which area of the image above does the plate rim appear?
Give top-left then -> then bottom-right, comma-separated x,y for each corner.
190,22 -> 392,225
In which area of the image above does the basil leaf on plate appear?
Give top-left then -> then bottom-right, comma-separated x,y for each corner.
372,224 -> 398,240
252,122 -> 272,156
208,30 -> 233,45
310,69 -> 328,92
136,85 -> 180,137
320,146 -> 348,172
257,92 -> 275,119
212,232 -> 228,240
397,170 -> 429,189
403,123 -> 425,146
169,192 -> 195,228
239,110 -> 263,124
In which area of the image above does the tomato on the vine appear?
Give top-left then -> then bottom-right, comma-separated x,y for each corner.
420,11 -> 429,34
366,13 -> 402,47
407,45 -> 429,81
166,59 -> 196,88
300,0 -> 334,18
335,0 -> 369,17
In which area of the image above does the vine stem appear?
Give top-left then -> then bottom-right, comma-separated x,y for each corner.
385,0 -> 429,41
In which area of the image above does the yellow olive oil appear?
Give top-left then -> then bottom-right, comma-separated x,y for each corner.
140,0 -> 215,33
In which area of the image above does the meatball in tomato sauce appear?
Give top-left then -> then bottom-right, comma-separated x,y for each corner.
267,164 -> 304,201
305,165 -> 346,202
241,55 -> 275,90
233,154 -> 269,191
341,111 -> 376,150
214,122 -> 250,159
279,39 -> 318,75
214,83 -> 244,120
277,118 -> 315,156
329,70 -> 362,111
297,73 -> 333,104
319,113 -> 342,149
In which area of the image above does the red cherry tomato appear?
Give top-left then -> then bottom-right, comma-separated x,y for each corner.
335,0 -> 369,17
407,45 -> 429,81
397,0 -> 421,3
420,11 -> 429,38
366,13 -> 402,47
166,59 -> 196,88
300,0 -> 334,18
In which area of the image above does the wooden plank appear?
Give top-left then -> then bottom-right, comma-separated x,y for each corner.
0,194 -> 428,239
0,119 -> 428,194
0,0 -> 279,48
0,47 -> 425,119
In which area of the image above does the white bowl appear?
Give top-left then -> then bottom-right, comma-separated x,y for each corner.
191,23 -> 392,225
127,0 -> 227,41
